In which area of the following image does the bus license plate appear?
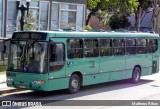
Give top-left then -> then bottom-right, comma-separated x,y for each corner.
19,85 -> 26,88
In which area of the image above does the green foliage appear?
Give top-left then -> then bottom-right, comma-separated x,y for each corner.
109,14 -> 131,30
87,0 -> 139,14
139,0 -> 152,10
83,25 -> 93,31
87,0 -> 139,26
0,65 -> 6,73
87,0 -> 100,10
96,10 -> 110,25
23,11 -> 38,30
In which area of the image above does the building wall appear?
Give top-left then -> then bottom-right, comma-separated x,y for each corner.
54,0 -> 87,4
128,11 -> 153,32
0,0 -> 2,38
0,0 -> 87,65
4,0 -> 86,38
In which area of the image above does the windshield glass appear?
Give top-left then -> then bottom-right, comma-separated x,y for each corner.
8,41 -> 48,73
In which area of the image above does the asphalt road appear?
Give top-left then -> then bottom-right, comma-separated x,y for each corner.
1,73 -> 160,109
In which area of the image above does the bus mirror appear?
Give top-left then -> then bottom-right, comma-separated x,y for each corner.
0,38 -> 10,53
0,40 -> 5,52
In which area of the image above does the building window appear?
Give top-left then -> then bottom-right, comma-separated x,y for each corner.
40,1 -> 49,30
51,3 -> 59,30
0,0 -> 2,38
7,0 -> 17,38
51,2 -> 85,30
17,1 -> 40,31
60,3 -> 77,29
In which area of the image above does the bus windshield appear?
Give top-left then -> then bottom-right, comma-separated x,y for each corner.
8,41 -> 48,73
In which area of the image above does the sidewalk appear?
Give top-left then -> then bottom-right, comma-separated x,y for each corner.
0,74 -> 23,95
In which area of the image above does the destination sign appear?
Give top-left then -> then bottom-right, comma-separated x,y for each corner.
12,32 -> 47,40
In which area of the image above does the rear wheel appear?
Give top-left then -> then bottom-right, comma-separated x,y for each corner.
68,74 -> 80,94
131,67 -> 141,83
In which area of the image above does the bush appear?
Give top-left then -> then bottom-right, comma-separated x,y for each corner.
109,14 -> 131,30
83,25 -> 93,31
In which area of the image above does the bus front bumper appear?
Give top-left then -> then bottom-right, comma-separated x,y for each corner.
6,72 -> 48,91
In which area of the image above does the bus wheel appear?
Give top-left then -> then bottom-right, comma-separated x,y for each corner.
68,74 -> 80,94
131,67 -> 141,83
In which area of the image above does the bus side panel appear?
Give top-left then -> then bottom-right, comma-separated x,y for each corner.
152,50 -> 159,74
125,69 -> 133,79
141,67 -> 151,76
100,73 -> 110,83
109,71 -> 125,81
48,77 -> 69,91
141,54 -> 152,76
83,74 -> 101,86
126,54 -> 151,77
104,56 -> 125,81
99,56 -> 112,82
66,58 -> 100,86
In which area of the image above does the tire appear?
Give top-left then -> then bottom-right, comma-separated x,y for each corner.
68,74 -> 80,94
131,67 -> 141,83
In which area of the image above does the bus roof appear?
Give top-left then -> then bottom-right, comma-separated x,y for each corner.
13,31 -> 159,39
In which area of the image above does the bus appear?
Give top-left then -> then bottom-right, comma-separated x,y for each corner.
3,31 -> 159,94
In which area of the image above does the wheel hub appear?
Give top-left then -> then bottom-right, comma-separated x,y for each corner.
134,70 -> 139,81
71,79 -> 78,89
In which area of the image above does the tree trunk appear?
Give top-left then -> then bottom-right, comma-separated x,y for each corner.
152,0 -> 157,32
86,12 -> 93,26
135,6 -> 141,32
155,8 -> 160,33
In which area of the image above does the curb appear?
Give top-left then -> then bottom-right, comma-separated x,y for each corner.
0,88 -> 24,95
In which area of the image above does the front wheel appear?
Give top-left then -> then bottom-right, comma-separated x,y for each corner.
131,67 -> 141,83
68,74 -> 80,94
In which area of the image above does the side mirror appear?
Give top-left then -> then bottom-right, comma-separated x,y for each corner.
0,40 -> 5,53
0,38 -> 10,53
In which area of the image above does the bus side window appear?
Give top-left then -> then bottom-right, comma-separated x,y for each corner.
136,39 -> 147,54
84,39 -> 99,57
126,39 -> 136,55
49,43 -> 65,72
148,39 -> 158,53
113,39 -> 125,56
99,39 -> 112,56
67,39 -> 83,59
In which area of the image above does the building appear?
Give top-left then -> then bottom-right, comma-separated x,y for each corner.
128,11 -> 153,32
0,0 -> 87,65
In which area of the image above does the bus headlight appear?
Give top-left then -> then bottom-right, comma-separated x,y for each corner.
7,78 -> 13,81
32,80 -> 45,85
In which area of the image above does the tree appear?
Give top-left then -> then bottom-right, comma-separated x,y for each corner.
134,0 -> 152,32
109,14 -> 131,30
152,0 -> 160,33
87,0 -> 139,26
23,11 -> 38,30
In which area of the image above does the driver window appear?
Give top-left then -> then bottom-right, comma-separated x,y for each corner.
49,43 -> 65,72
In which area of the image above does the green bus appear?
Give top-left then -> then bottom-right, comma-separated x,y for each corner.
4,31 -> 159,93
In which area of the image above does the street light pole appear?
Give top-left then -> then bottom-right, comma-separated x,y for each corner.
16,0 -> 31,31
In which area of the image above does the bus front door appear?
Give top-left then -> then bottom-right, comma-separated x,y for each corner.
48,42 -> 67,91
